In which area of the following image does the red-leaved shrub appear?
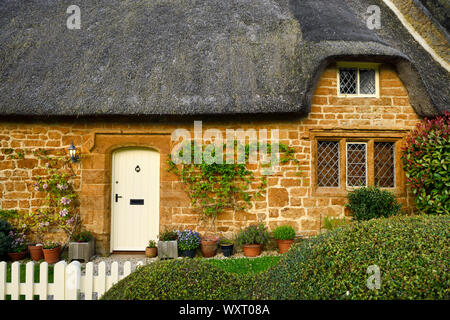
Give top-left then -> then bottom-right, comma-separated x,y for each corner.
401,111 -> 449,215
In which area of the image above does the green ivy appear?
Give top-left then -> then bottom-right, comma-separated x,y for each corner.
168,141 -> 299,222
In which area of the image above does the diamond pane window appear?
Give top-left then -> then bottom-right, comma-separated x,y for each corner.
360,69 -> 376,94
339,68 -> 357,94
374,142 -> 395,187
317,141 -> 340,187
347,143 -> 367,187
338,65 -> 377,96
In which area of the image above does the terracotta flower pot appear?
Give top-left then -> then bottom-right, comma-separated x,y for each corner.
242,244 -> 262,257
201,238 -> 218,258
276,239 -> 294,254
145,247 -> 157,258
8,250 -> 27,261
28,244 -> 44,261
43,246 -> 61,264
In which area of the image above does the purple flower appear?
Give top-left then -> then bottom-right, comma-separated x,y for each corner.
59,209 -> 69,217
43,183 -> 48,190
60,197 -> 71,205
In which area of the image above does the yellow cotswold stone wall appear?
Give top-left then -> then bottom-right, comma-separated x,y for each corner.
0,63 -> 422,254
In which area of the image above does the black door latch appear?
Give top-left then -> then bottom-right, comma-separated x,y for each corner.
115,194 -> 123,202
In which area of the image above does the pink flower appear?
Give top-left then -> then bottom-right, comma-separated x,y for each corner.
60,197 -> 71,205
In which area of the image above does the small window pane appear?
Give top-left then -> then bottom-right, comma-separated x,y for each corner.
359,69 -> 376,94
374,142 -> 395,187
347,143 -> 367,187
339,68 -> 357,94
317,141 -> 340,187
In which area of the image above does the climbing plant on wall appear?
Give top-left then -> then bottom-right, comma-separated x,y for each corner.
32,148 -> 81,250
167,141 -> 300,227
0,147 -> 81,251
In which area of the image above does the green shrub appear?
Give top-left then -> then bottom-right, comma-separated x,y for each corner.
272,225 -> 296,240
102,216 -> 448,300
158,229 -> 178,241
0,219 -> 12,258
72,230 -> 92,242
345,186 -> 401,221
101,259 -> 253,300
218,237 -> 233,246
147,240 -> 156,248
254,215 -> 450,299
323,216 -> 350,232
235,224 -> 270,246
401,112 -> 450,215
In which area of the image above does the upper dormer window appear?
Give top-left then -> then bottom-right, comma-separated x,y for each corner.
337,62 -> 379,97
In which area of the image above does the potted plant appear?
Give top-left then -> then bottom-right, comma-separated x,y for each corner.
158,229 -> 178,259
42,241 -> 61,264
28,242 -> 44,261
7,230 -> 27,261
68,230 -> 95,262
201,235 -> 218,258
145,240 -> 158,258
219,238 -> 234,257
272,225 -> 296,254
177,229 -> 201,258
235,224 -> 270,257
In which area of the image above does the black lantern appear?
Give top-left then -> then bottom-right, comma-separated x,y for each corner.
68,142 -> 79,163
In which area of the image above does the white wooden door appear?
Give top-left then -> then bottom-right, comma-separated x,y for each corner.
111,148 -> 160,251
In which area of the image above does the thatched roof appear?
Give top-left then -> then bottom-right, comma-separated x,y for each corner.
0,0 -> 448,117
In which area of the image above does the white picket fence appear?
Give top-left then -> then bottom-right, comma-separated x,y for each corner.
0,260 -> 143,300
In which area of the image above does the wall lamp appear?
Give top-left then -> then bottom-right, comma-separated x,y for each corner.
68,142 -> 80,163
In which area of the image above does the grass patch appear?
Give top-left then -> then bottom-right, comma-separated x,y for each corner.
4,262 -> 54,300
5,262 -> 54,283
204,256 -> 281,275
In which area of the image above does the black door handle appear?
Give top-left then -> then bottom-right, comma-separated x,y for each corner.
115,194 -> 122,202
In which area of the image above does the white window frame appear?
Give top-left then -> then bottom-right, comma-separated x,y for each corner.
346,142 -> 368,189
337,62 -> 380,98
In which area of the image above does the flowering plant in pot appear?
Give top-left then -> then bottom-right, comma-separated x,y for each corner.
177,229 -> 201,258
145,240 -> 157,258
218,238 -> 234,257
235,224 -> 269,257
7,230 -> 28,261
201,235 -> 218,258
272,225 -> 296,254
69,230 -> 95,262
42,241 -> 61,264
158,229 -> 178,259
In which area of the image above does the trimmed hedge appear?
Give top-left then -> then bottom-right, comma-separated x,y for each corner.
254,215 -> 449,299
101,259 -> 254,300
102,216 -> 449,300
